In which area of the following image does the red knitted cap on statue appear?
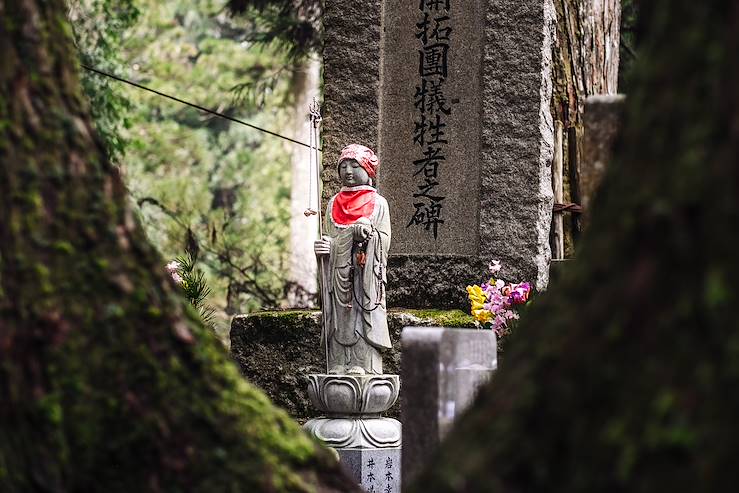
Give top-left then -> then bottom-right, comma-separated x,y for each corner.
338,144 -> 379,178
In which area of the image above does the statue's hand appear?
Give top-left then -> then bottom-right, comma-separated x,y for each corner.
314,235 -> 331,256
352,218 -> 372,242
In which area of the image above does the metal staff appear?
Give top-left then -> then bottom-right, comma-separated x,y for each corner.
304,99 -> 328,373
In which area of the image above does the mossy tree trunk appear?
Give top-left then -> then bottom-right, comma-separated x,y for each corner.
551,0 -> 621,248
0,1 -> 356,491
412,0 -> 739,490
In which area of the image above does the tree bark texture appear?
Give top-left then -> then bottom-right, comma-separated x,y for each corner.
0,1 -> 356,491
551,0 -> 621,253
411,0 -> 739,490
552,0 -> 621,124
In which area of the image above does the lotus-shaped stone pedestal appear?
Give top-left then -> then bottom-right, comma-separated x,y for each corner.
307,374 -> 399,416
304,374 -> 401,491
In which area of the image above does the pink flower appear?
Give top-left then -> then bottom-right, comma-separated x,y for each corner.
469,259 -> 533,339
488,260 -> 501,275
166,260 -> 184,285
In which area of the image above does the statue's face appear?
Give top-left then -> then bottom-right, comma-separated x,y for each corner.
339,159 -> 371,187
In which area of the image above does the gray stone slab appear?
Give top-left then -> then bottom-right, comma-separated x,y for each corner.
339,448 -> 401,493
322,0 -> 382,202
400,327 -> 497,488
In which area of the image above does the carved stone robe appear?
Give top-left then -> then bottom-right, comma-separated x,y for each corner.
322,185 -> 391,374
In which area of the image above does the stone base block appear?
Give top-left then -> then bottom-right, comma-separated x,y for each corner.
339,447 -> 401,493
401,327 -> 497,487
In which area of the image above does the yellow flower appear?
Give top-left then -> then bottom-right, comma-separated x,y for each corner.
467,285 -> 492,324
472,308 -> 493,324
466,285 -> 486,307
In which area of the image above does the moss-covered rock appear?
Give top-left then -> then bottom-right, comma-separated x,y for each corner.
230,309 -> 475,422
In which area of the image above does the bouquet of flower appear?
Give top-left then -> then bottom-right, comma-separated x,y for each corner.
466,260 -> 532,337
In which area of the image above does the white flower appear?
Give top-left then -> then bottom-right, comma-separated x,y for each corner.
488,260 -> 501,275
165,260 -> 180,273
170,272 -> 184,285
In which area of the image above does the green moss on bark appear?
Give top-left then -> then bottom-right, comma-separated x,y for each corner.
0,1 -> 357,491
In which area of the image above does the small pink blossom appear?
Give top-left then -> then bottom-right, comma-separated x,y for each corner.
488,260 -> 501,275
166,261 -> 183,285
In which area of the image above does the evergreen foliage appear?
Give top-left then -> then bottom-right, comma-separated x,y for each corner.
69,0 -> 140,161
169,252 -> 217,328
226,0 -> 322,61
71,0 -> 300,326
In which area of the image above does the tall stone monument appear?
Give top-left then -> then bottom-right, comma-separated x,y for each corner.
323,0 -> 555,308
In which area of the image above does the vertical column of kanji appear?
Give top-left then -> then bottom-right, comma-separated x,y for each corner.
407,0 -> 453,239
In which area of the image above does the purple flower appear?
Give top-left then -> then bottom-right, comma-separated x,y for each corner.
509,282 -> 531,305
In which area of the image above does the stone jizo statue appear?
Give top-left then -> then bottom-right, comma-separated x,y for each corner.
314,144 -> 391,375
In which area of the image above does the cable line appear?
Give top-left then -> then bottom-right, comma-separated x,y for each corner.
81,63 -> 321,151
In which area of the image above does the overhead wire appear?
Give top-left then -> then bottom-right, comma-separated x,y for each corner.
81,63 -> 322,152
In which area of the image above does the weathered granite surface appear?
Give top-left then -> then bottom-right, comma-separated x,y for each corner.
322,0 -> 555,309
478,0 -> 555,291
229,310 -> 474,422
387,255 -> 488,309
322,0 -> 382,202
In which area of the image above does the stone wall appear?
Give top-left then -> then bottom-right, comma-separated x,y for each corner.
230,310 -> 474,422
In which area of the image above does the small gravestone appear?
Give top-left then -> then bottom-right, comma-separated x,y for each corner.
342,450 -> 401,493
401,327 -> 497,488
581,94 -> 626,219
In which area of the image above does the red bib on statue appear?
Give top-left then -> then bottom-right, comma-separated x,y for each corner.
332,188 -> 376,225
